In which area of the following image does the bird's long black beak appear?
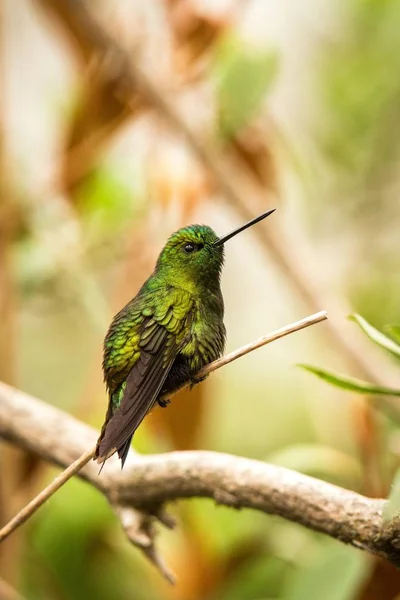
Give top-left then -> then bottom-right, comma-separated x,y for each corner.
214,208 -> 276,247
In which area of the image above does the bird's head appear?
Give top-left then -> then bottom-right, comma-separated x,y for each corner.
156,225 -> 223,289
155,209 -> 275,292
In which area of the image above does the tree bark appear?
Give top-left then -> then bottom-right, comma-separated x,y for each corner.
0,380 -> 399,578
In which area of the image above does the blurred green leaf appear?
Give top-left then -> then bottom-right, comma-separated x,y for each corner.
77,167 -> 138,243
26,476 -> 159,600
215,35 -> 278,138
384,468 -> 400,521
188,498 -> 266,558
299,364 -> 400,396
385,324 -> 400,345
267,521 -> 322,567
267,444 -> 362,488
282,542 -> 371,600
216,554 -> 289,600
350,313 -> 400,359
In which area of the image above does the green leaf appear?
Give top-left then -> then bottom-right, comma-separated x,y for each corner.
215,35 -> 278,138
384,468 -> 400,521
217,554 -> 288,600
76,167 -> 139,241
282,542 -> 371,600
350,314 -> 400,359
385,324 -> 400,345
299,364 -> 400,396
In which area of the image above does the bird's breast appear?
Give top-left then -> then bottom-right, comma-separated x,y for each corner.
179,291 -> 226,372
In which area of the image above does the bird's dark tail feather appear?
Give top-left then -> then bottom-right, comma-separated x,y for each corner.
117,435 -> 133,468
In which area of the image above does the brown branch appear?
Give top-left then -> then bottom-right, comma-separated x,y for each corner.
0,577 -> 27,600
0,311 -> 327,576
35,0 -> 145,197
0,3 -> 40,582
0,373 -> 399,581
0,448 -> 95,543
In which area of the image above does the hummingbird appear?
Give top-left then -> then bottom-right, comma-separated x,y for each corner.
95,208 -> 275,467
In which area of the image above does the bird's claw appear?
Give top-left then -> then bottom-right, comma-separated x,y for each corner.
158,398 -> 170,408
189,375 -> 206,389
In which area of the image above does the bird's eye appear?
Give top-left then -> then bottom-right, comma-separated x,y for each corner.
183,243 -> 196,253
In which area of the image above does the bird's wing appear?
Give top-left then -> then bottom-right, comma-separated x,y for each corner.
96,292 -> 194,464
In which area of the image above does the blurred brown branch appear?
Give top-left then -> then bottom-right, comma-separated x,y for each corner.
35,0 -> 146,197
0,2 -> 43,583
0,379 -> 399,584
0,577 -> 27,600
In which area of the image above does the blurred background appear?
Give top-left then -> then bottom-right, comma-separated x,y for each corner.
2,0 -> 400,598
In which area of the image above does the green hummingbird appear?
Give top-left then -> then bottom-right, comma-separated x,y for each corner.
95,209 -> 275,467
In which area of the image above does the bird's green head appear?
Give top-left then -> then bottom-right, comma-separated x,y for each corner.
156,225 -> 223,291
155,209 -> 275,293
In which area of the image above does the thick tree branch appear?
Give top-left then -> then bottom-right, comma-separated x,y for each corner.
0,376 -> 399,576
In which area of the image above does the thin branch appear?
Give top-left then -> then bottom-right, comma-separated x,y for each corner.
0,448 -> 94,543
0,373 -> 399,577
169,310 -> 328,396
0,311 -> 327,548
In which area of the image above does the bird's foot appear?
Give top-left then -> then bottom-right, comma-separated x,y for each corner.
158,398 -> 170,408
189,374 -> 207,390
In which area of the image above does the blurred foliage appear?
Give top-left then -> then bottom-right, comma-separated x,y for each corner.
312,0 -> 400,336
267,443 -> 363,490
387,326 -> 400,346
300,364 -> 400,399
214,35 -> 278,139
281,541 -> 371,600
350,314 -> 400,361
21,477 -> 161,600
302,314 -> 400,523
301,314 -> 400,398
318,0 -> 400,212
76,167 -> 141,245
384,469 -> 400,522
